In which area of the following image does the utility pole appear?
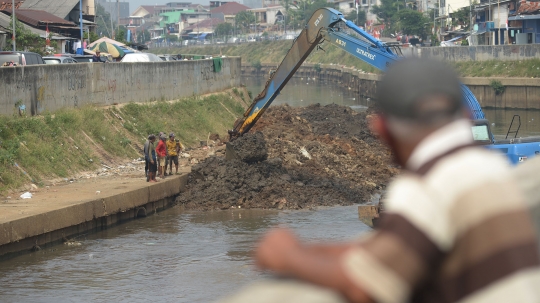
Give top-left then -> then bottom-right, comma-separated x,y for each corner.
469,0 -> 472,31
117,0 -> 120,36
79,0 -> 83,53
12,0 -> 15,51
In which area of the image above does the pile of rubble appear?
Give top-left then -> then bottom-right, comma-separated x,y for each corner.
176,104 -> 399,211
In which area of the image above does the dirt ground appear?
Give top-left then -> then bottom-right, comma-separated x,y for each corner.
176,104 -> 399,211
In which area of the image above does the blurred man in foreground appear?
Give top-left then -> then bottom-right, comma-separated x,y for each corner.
219,59 -> 540,303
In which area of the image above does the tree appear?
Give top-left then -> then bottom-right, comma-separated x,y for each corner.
96,4 -> 113,37
396,9 -> 429,37
85,31 -> 99,43
371,0 -> 400,31
214,22 -> 233,39
451,6 -> 471,29
115,25 -> 128,43
345,9 -> 367,26
235,11 -> 255,34
137,29 -> 150,43
10,16 -> 46,54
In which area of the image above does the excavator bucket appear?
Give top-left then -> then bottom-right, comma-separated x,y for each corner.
225,142 -> 241,161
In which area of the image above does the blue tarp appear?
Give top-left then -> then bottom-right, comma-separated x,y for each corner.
198,33 -> 208,40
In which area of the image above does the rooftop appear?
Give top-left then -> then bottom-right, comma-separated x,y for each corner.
210,2 -> 250,15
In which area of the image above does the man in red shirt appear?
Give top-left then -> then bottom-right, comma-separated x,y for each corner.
155,135 -> 167,179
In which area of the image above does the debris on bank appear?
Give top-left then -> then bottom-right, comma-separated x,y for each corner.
176,104 -> 399,211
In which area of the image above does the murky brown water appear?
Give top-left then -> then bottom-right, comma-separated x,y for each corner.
244,77 -> 540,138
0,206 -> 369,302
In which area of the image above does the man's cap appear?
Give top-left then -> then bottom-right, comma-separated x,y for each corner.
169,132 -> 175,137
376,58 -> 463,121
148,134 -> 155,140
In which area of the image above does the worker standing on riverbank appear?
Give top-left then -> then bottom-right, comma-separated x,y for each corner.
166,133 -> 181,175
219,59 -> 540,303
156,135 -> 167,179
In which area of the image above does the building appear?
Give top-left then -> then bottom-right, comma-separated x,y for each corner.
469,0 -> 539,45
0,0 -> 96,52
249,5 -> 285,30
210,2 -> 250,23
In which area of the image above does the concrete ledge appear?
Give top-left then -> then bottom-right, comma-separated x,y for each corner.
0,174 -> 188,259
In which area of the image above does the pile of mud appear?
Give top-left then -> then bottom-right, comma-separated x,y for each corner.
176,104 -> 399,211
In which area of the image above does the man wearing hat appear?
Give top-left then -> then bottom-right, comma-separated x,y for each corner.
92,50 -> 104,63
219,59 -> 540,303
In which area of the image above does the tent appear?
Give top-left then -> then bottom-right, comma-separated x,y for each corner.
87,36 -> 125,49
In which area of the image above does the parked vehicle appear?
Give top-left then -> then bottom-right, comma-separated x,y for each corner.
121,53 -> 162,62
247,37 -> 256,42
43,56 -> 78,64
0,51 -> 45,66
215,39 -> 225,44
227,37 -> 239,44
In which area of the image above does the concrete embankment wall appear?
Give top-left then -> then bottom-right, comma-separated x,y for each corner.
0,175 -> 188,260
401,44 -> 540,62
0,57 -> 241,116
243,64 -> 540,109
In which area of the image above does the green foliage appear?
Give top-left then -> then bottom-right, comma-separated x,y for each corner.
251,59 -> 262,71
96,4 -> 113,37
371,0 -> 400,29
451,6 -> 471,28
115,26 -> 128,44
314,63 -> 322,73
345,9 -> 367,26
453,59 -> 540,78
0,93 -> 245,192
166,34 -> 178,42
137,29 -> 151,43
215,22 -> 234,39
490,80 -> 506,95
10,16 -> 46,54
235,11 -> 256,34
396,9 -> 429,37
85,31 -> 100,43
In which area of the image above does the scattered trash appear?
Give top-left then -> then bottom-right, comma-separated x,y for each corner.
95,191 -> 101,195
20,192 -> 32,199
300,147 -> 311,160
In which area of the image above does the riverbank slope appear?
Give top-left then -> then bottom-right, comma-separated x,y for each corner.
152,41 -> 540,78
0,88 -> 249,193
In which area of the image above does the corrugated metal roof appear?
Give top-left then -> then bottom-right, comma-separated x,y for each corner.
184,17 -> 223,30
6,9 -> 77,27
210,2 -> 250,15
20,0 -> 79,19
0,11 -> 71,39
517,0 -> 540,14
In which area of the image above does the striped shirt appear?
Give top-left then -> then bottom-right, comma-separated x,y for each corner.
342,119 -> 540,303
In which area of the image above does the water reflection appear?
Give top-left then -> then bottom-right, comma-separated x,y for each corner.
244,77 -> 371,110
0,206 -> 369,302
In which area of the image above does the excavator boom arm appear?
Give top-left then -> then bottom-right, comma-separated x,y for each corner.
229,7 -> 484,140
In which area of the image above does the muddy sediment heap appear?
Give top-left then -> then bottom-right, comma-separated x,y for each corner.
176,104 -> 399,211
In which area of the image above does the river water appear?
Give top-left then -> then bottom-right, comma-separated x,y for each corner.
244,77 -> 540,138
1,78 -> 539,302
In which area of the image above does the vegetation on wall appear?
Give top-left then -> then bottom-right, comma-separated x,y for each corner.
0,92 -> 245,192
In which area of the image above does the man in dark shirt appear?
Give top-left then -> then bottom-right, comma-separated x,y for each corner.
92,50 -> 104,63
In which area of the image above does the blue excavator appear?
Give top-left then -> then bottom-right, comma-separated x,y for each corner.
228,7 -> 540,164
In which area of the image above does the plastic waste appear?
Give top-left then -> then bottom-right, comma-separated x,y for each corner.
20,192 -> 32,199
